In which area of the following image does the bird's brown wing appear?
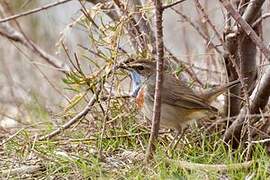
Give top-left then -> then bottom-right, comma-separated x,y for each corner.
146,74 -> 216,111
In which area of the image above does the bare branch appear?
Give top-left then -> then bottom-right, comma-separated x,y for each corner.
39,89 -> 100,140
241,0 -> 265,24
220,0 -> 270,144
219,0 -> 270,60
165,159 -> 253,172
252,13 -> 270,27
0,5 -> 70,73
162,0 -> 187,10
0,0 -> 73,23
0,25 -> 70,72
145,0 -> 164,162
172,8 -> 223,56
194,0 -> 224,46
224,66 -> 270,143
223,33 -> 241,117
1,165 -> 45,176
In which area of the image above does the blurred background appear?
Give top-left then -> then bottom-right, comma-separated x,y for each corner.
2,1 -> 270,179
1,0 -> 270,128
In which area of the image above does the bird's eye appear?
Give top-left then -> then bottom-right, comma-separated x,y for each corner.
137,65 -> 144,71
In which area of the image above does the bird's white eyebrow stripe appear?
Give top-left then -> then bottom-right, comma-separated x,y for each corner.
130,63 -> 151,69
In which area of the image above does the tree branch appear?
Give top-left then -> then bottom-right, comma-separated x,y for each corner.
0,4 -> 70,73
219,0 -> 270,144
39,89 -> 100,140
219,0 -> 270,59
224,66 -> 270,142
162,0 -> 187,10
145,0 -> 164,162
0,0 -> 73,23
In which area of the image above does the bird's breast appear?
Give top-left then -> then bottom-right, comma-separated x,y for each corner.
135,87 -> 145,109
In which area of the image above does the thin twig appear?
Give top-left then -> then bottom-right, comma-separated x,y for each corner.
194,0 -> 224,46
251,138 -> 270,144
219,0 -> 270,60
0,128 -> 25,146
1,165 -> 45,176
145,0 -> 164,162
37,130 -> 171,143
165,159 -> 253,172
162,0 -> 187,10
0,0 -> 73,23
252,13 -> 270,27
0,5 -> 70,73
38,89 -> 100,140
172,8 -> 223,56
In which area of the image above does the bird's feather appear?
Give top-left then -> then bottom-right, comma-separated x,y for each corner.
145,73 -> 217,111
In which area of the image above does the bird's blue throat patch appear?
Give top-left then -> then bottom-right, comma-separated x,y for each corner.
130,70 -> 142,97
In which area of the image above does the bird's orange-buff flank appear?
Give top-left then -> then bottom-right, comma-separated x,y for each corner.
135,88 -> 145,109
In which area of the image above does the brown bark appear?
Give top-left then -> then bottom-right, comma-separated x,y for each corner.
223,0 -> 262,117
145,0 -> 164,162
219,0 -> 270,145
224,66 -> 270,143
224,31 -> 241,117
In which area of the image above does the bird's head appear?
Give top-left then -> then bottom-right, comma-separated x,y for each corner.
122,59 -> 156,78
121,59 -> 156,97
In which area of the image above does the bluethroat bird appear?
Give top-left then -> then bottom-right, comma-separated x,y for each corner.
122,59 -> 239,146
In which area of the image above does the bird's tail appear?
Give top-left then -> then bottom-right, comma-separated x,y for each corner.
201,79 -> 240,103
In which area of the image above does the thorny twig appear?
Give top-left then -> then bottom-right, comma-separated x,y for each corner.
220,0 -> 270,145
0,0 -> 73,23
219,0 -> 270,59
165,159 -> 253,172
145,0 -> 164,162
39,89 -> 100,140
1,165 -> 45,176
172,8 -> 223,56
162,0 -> 187,10
194,0 -> 224,46
0,4 -> 70,73
37,130 -> 171,143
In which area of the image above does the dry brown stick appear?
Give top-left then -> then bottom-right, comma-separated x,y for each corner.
0,0 -> 73,23
99,71 -> 116,159
172,8 -> 223,56
251,138 -> 270,144
165,47 -> 204,86
252,13 -> 270,27
39,90 -> 100,140
0,4 -> 70,73
162,0 -> 187,10
165,159 -> 253,172
145,0 -> 164,162
0,128 -> 25,146
224,66 -> 270,142
38,130 -> 171,143
219,0 -> 270,59
219,0 -> 270,143
1,165 -> 45,176
194,0 -> 224,46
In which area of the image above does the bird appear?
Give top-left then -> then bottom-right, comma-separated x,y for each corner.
121,59 -> 240,147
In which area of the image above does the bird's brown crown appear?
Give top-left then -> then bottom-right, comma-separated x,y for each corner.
125,59 -> 156,77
